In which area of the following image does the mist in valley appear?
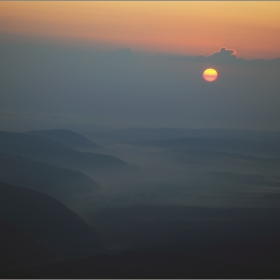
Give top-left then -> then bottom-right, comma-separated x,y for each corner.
69,129 -> 280,214
2,126 -> 280,278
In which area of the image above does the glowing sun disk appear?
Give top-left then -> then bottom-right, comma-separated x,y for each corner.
203,68 -> 218,82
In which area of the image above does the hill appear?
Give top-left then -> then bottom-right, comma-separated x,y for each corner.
0,131 -> 127,172
28,241 -> 280,279
0,181 -> 104,260
27,204 -> 280,278
26,129 -> 104,152
0,153 -> 100,201
0,220 -> 54,274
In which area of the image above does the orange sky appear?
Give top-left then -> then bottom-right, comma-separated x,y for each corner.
0,1 -> 280,59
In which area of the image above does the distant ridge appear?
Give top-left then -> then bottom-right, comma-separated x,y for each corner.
26,129 -> 104,152
89,127 -> 280,144
0,153 -> 100,201
0,131 -> 127,172
134,137 -> 280,157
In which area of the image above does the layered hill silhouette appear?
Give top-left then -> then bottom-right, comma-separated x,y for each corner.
26,129 -> 104,152
0,181 -> 104,261
0,153 -> 100,201
0,131 -> 127,172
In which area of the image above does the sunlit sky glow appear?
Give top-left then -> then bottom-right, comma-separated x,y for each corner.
0,1 -> 280,59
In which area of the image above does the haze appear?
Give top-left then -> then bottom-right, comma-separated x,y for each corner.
1,2 -> 280,279
0,2 -> 280,132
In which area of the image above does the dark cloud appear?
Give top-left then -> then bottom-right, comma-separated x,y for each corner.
207,47 -> 238,64
212,47 -> 237,58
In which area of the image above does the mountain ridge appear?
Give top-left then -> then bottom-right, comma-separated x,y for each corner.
0,181 -> 104,260
0,131 -> 128,172
0,152 -> 100,201
26,129 -> 104,152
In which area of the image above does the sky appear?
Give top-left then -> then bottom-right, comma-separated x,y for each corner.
1,2 -> 280,59
0,2 -> 280,131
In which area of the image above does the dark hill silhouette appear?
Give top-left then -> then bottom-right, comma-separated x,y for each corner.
0,220 -> 54,273
27,205 -> 280,278
0,131 -> 127,172
89,204 -> 280,251
0,153 -> 100,201
0,181 -> 104,260
28,241 -> 280,279
26,129 -> 104,152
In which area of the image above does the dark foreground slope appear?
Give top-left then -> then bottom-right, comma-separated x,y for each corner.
88,205 -> 280,250
0,181 -> 103,261
26,204 -> 280,279
26,129 -> 104,152
0,131 -> 126,172
0,153 -> 99,201
0,220 -> 54,274
27,241 -> 280,279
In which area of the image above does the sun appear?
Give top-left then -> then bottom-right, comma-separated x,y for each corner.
203,68 -> 218,82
